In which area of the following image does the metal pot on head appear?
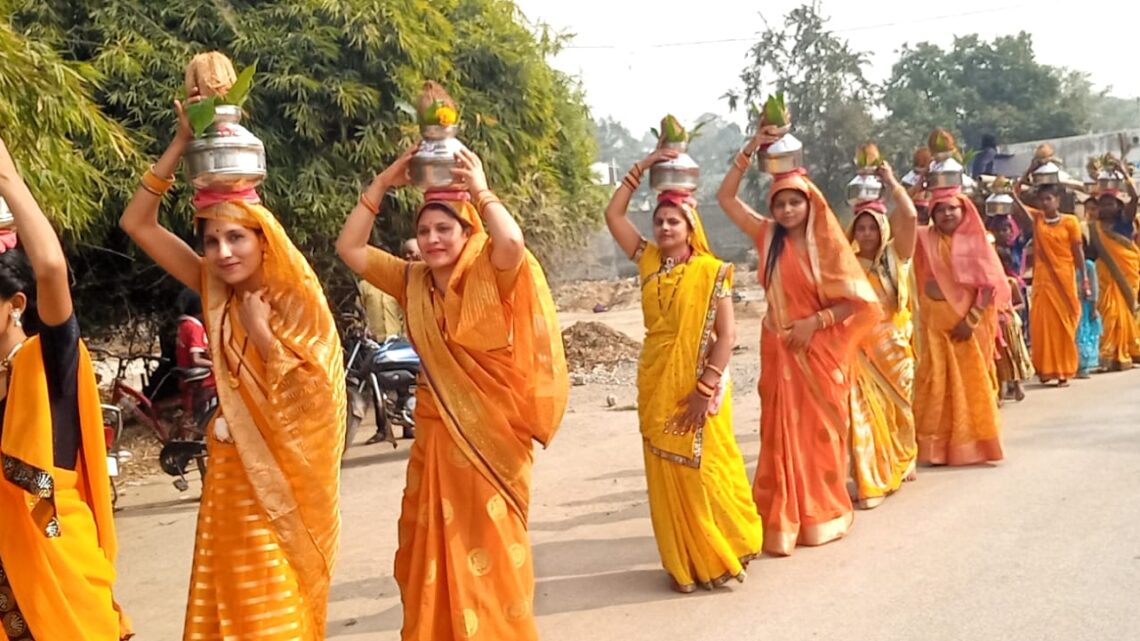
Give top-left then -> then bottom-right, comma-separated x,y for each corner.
926,156 -> 964,189
409,125 -> 469,192
649,141 -> 700,193
184,105 -> 267,192
846,173 -> 882,205
757,133 -> 804,175
1096,169 -> 1125,193
985,193 -> 1014,216
1031,161 -> 1061,186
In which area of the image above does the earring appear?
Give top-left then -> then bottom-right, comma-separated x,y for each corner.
11,309 -> 21,328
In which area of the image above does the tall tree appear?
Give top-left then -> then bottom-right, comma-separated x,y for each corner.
10,0 -> 602,326
0,10 -> 138,239
725,2 -> 875,206
880,32 -> 1092,157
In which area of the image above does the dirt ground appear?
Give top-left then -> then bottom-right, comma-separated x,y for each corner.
113,274 -> 1140,640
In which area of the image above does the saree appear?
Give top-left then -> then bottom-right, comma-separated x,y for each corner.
634,198 -> 762,591
186,200 -> 346,641
0,338 -> 131,640
1025,208 -> 1082,379
1076,259 -> 1103,374
1089,219 -> 1140,369
363,197 -> 567,640
845,211 -> 917,509
913,192 -> 1006,466
752,173 -> 879,556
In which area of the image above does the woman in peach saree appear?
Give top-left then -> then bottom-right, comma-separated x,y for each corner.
718,126 -> 878,556
0,135 -> 131,640
1088,172 -> 1140,371
913,187 -> 1008,466
845,161 -> 919,509
603,147 -> 762,592
119,57 -> 345,640
337,145 -> 567,640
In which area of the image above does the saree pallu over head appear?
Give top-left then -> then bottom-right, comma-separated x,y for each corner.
847,206 -> 912,328
0,338 -> 132,639
765,172 -> 880,334
194,197 -> 346,635
918,190 -> 1011,326
637,198 -> 731,467
404,196 -> 568,522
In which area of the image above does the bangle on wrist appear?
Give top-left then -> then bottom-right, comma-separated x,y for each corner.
359,191 -> 380,215
141,164 -> 175,196
703,363 -> 724,378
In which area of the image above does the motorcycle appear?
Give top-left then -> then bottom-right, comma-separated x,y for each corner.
343,327 -> 420,455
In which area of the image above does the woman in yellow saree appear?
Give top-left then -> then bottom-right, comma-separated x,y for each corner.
1088,171 -> 1140,371
845,161 -> 919,509
603,147 -> 762,592
0,135 -> 132,641
718,125 -> 879,556
337,144 -> 567,640
119,58 -> 345,640
913,187 -> 1008,466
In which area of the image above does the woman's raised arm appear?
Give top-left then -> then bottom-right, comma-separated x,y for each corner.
717,128 -> 780,239
452,149 -> 524,271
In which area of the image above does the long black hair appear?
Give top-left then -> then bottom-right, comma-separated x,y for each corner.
0,248 -> 41,335
763,188 -> 808,288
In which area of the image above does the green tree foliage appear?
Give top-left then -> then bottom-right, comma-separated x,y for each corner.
0,7 -> 137,239
8,0 -> 601,327
880,33 -> 1092,159
725,3 -> 875,206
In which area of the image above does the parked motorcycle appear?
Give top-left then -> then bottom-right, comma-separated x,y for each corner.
343,326 -> 419,456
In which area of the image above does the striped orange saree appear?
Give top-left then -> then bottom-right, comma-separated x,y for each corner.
187,201 -> 345,641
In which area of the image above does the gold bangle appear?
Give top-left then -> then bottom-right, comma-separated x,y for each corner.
142,164 -> 175,195
629,164 -> 644,179
359,192 -> 380,215
732,152 -> 750,172
140,182 -> 163,197
703,363 -> 724,378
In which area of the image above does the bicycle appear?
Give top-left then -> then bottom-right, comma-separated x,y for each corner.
90,348 -> 217,492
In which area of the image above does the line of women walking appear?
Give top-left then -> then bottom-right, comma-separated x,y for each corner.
2,56 -> 1137,641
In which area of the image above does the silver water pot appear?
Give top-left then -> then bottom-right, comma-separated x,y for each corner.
1096,169 -> 1125,193
901,169 -> 922,188
846,173 -> 882,205
985,193 -> 1014,216
409,125 -> 469,192
927,156 -> 964,189
0,197 -> 13,231
1031,161 -> 1061,185
757,133 -> 804,175
184,105 -> 267,192
649,141 -> 700,192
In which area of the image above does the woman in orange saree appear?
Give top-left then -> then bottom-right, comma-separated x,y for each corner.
337,144 -> 567,640
1011,182 -> 1087,385
845,161 -> 919,509
119,66 -> 345,640
603,147 -> 762,592
913,187 -> 1009,466
1089,175 -> 1140,371
0,135 -> 131,640
718,126 -> 879,556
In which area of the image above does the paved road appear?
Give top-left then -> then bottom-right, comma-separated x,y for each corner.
114,364 -> 1140,640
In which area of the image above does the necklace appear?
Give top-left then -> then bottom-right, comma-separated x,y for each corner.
655,250 -> 692,314
1043,214 -> 1062,226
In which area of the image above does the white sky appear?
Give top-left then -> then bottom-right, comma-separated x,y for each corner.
514,0 -> 1140,130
